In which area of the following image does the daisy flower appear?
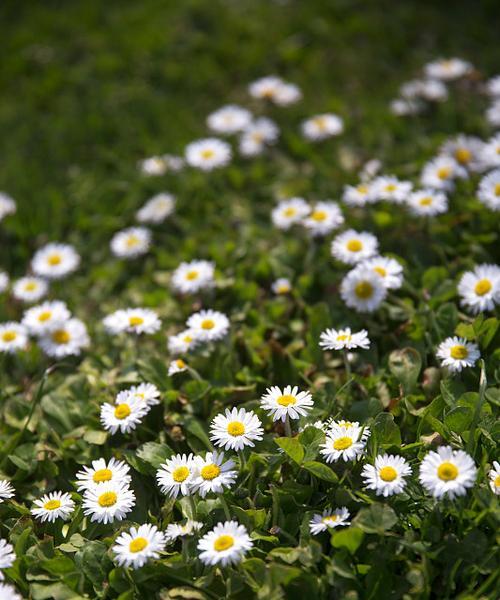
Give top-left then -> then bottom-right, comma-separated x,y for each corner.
301,113 -> 344,141
112,524 -> 166,570
31,491 -> 75,523
436,337 -> 480,373
424,58 -> 472,80
342,182 -> 376,207
417,79 -> 448,102
100,397 -> 149,435
488,461 -> 500,495
139,154 -> 184,176
477,169 -> 500,212
390,98 -> 423,116
486,75 -> 500,97
171,260 -> 215,294
271,278 -> 292,295
75,457 -> 131,491
207,105 -> 252,135
0,192 -> 16,222
420,156 -> 467,191
355,256 -> 404,290
260,385 -> 313,422
0,539 -> 15,580
0,481 -> 14,503
103,308 -> 161,335
457,264 -> 500,314
320,423 -> 369,463
361,454 -> 412,497
165,520 -> 203,542
191,451 -> 237,498
167,329 -> 199,355
419,446 -> 477,499
0,272 -> 8,294
271,197 -> 310,230
31,243 -> 80,279
319,327 -> 370,351
248,75 -> 284,101
186,309 -> 230,343
157,453 -> 196,498
197,521 -> 253,567
372,176 -> 413,204
239,117 -> 279,156
123,382 -> 161,407
0,322 -> 28,354
168,358 -> 188,376
331,230 -> 378,265
340,267 -> 387,313
302,201 -> 344,236
274,82 -> 302,106
136,193 -> 176,224
22,300 -> 71,335
110,227 -> 151,258
82,481 -> 135,524
210,407 -> 264,452
0,583 -> 22,600
407,189 -> 448,216
185,138 -> 231,171
480,134 -> 500,170
440,135 -> 485,172
12,276 -> 49,303
38,318 -> 89,357
309,508 -> 350,535
486,100 -> 500,128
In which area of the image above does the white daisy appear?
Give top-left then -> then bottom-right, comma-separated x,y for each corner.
424,58 -> 472,80
419,446 -> 477,499
165,520 -> 203,542
112,524 -> 166,569
457,264 -> 500,314
210,407 -> 264,452
486,100 -> 500,128
31,243 -> 80,279
390,98 -> 423,116
0,583 -> 22,600
488,461 -> 500,495
480,134 -> 500,170
31,491 -> 75,523
418,79 -> 448,102
186,309 -> 230,343
309,508 -> 350,535
171,260 -> 215,294
12,276 -> 49,303
0,539 -> 15,580
82,481 -> 135,524
103,308 -> 161,335
302,201 -> 344,236
271,197 -> 310,230
301,113 -> 344,141
420,156 -> 467,191
123,382 -> 161,407
167,329 -> 199,355
136,193 -> 176,224
260,385 -> 313,422
271,278 -> 292,295
75,457 -> 131,491
0,272 -> 8,294
197,521 -> 253,567
486,75 -> 500,97
340,267 -> 387,313
168,358 -> 188,376
100,397 -> 149,435
372,176 -> 413,204
0,322 -> 28,354
331,230 -> 378,265
207,105 -> 252,135
407,189 -> 448,216
319,327 -> 370,351
0,481 -> 14,503
239,117 -> 279,156
355,256 -> 404,290
320,423 -> 369,463
191,451 -> 237,498
110,227 -> 151,258
436,337 -> 480,373
22,300 -> 71,335
477,169 -> 500,212
248,75 -> 284,101
0,192 -> 16,222
38,318 -> 89,358
440,135 -> 485,172
342,182 -> 376,207
185,138 -> 231,171
139,154 -> 184,176
361,454 -> 412,497
156,453 -> 196,498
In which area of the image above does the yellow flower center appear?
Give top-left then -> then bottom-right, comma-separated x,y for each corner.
114,403 -> 131,420
322,515 -> 338,524
373,266 -> 387,277
450,345 -> 468,360
38,311 -> 52,322
126,235 -> 139,248
129,316 -> 144,326
201,149 -> 215,160
474,279 -> 492,296
494,475 -> 500,488
283,207 -> 297,218
93,468 -> 113,483
251,132 -> 264,143
356,184 -> 368,194
354,281 -> 373,299
172,466 -> 190,483
314,116 -> 328,130
379,466 -> 398,482
44,499 -> 61,511
47,254 -> 62,266
129,537 -> 149,553
276,284 -> 289,294
183,335 -> 193,343
277,394 -> 296,407
24,282 -> 37,291
384,183 -> 397,192
97,491 -> 117,507
455,148 -> 471,164
214,535 -> 234,552
495,183 -> 500,196
200,464 -> 221,480
419,196 -> 433,206
52,330 -> 70,344
333,437 -> 353,450
227,421 -> 245,436
437,462 -> 458,481
175,359 -> 186,369
346,239 -> 363,252
437,167 -> 451,180
311,210 -> 327,222
186,270 -> 199,280
2,331 -> 17,342
341,421 -> 354,428
337,334 -> 351,342
201,319 -> 215,330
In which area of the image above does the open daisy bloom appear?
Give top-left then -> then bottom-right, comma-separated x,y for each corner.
309,507 -> 350,535
12,276 -> 49,303
239,117 -> 279,156
186,309 -> 230,343
372,175 -> 413,204
122,382 -> 161,407
139,154 -> 184,176
488,461 -> 500,495
103,308 -> 161,335
39,318 -> 90,358
185,138 -> 231,170
156,453 -> 196,498
361,454 -> 412,497
136,192 -> 176,224
197,521 -> 253,566
75,457 -> 131,491
302,201 -> 344,236
0,583 -> 23,600
0,481 -> 14,503
191,451 -> 237,498
31,491 -> 75,523
31,243 -> 80,280
260,385 -> 313,422
22,300 -> 71,335
319,327 -> 370,351
436,337 -> 480,374
301,113 -> 344,141
168,358 -> 188,376
100,397 -> 149,435
477,169 -> 500,212
207,104 -> 252,135
0,323 -> 28,354
165,520 -> 203,543
340,267 -> 387,313
171,259 -> 215,294
271,278 -> 292,295
248,75 -> 301,105
355,256 -> 403,290
331,229 -> 378,265
424,57 -> 472,80
457,264 -> 500,314
167,329 -> 199,355
110,227 -> 151,258
0,271 -> 8,294
271,197 -> 310,230
210,407 -> 264,452
419,446 -> 477,499
0,192 -> 16,222
112,524 -> 166,570
82,481 -> 135,524
407,189 -> 448,216
420,156 -> 466,191
342,182 -> 376,207
320,423 -> 370,463
0,539 -> 16,580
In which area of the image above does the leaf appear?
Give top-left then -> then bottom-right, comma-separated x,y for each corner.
275,437 -> 304,464
298,426 -> 325,461
388,347 -> 421,393
183,416 -> 212,450
354,504 -> 398,534
83,430 -> 108,445
302,461 -> 338,482
136,442 -> 173,469
444,407 -> 473,433
331,527 -> 364,553
435,303 -> 458,335
371,413 -> 401,448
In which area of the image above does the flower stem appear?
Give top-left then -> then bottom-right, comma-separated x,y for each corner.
219,495 -> 231,520
238,449 -> 246,469
187,495 -> 197,520
284,414 -> 292,437
342,349 -> 351,379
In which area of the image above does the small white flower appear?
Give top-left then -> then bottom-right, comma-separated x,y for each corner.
186,309 -> 230,343
210,407 -> 264,452
309,508 -> 350,535
75,457 -> 131,491
274,82 -> 302,106
112,524 -> 166,570
191,451 -> 237,498
207,105 -> 252,135
440,135 -> 486,172
340,267 -> 387,313
260,385 -> 313,422
419,446 -> 477,499
197,520 -> 253,566
0,583 -> 22,600
302,201 -> 344,236
372,176 -> 413,204
167,329 -> 199,354
407,189 -> 448,216
171,260 -> 215,294
486,100 -> 500,128
0,193 -> 16,222
271,197 -> 310,230
165,520 -> 203,542
0,539 -> 16,580
361,454 -> 412,497
22,300 -> 71,335
123,382 -> 161,407
457,264 -> 500,314
168,358 -> 188,376
486,75 -> 500,97
355,256 -> 404,290
185,138 -> 231,171
239,117 -> 279,156
248,75 -> 284,101
38,318 -> 89,358
390,98 -> 423,116
488,461 -> 500,495
82,481 -> 135,524
0,481 -> 14,503
331,230 -> 378,265
31,491 -> 75,523
342,182 -> 376,207
139,154 -> 184,176
420,156 -> 467,191
480,134 -> 500,170
319,327 -> 370,351
12,276 -> 49,303
103,308 -> 161,335
302,114 -> 344,141
320,423 -> 369,463
100,397 -> 149,435
0,272 -> 8,294
136,193 -> 176,224
157,453 -> 196,498
436,337 -> 480,373
31,243 -> 80,279
418,79 -> 448,102
0,322 -> 28,354
271,278 -> 292,295
477,169 -> 500,212
110,227 -> 151,258
424,58 -> 472,80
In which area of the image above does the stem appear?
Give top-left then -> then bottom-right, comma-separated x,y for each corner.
284,414 -> 292,437
187,367 -> 202,381
219,495 -> 231,520
468,359 -> 487,456
342,349 -> 351,379
238,449 -> 246,469
187,495 -> 197,520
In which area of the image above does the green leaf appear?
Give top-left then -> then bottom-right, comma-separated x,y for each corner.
275,436 -> 304,464
183,416 -> 212,450
444,407 -> 473,433
302,461 -> 338,482
354,504 -> 398,534
371,413 -> 401,448
83,429 -> 108,445
136,441 -> 173,469
298,426 -> 325,461
331,527 -> 364,553
388,347 -> 421,393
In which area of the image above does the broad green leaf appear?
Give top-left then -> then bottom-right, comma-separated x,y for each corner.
444,407 -> 473,433
354,504 -> 398,534
275,436 -> 304,464
302,460 -> 338,482
388,347 -> 421,393
331,527 -> 364,553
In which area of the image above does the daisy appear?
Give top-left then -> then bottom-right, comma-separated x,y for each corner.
424,58 -> 472,80
319,327 -> 370,351
165,520 -> 203,542
361,454 -> 412,497
320,423 -> 369,463
12,276 -> 49,303
136,193 -> 176,224
419,446 -> 477,499
0,539 -> 15,580
139,154 -> 184,176
110,227 -> 151,258
271,278 -> 292,295
100,397 -> 149,435
239,117 -> 279,156
0,583 -> 22,600
340,267 -> 387,313
302,201 -> 344,236
75,457 -> 131,491
197,521 -> 253,567
0,481 -> 14,503
407,189 -> 448,216
457,264 -> 500,314
418,79 -> 448,102
488,461 -> 500,495
22,300 -> 71,335
186,309 -> 230,343
103,308 -> 161,335
486,100 -> 500,128
207,105 -> 253,135
440,135 -> 485,172
0,192 -> 16,222
168,358 -> 188,376
372,176 -> 413,204
38,318 -> 90,357
156,453 -> 196,498
0,322 -> 28,354
342,182 -> 376,207
301,113 -> 344,141
31,243 -> 80,279
210,407 -> 264,452
0,272 -> 8,294
274,82 -> 302,106
480,134 -> 500,170
167,329 -> 199,354
331,230 -> 378,265
112,524 -> 166,569
260,385 -> 313,422
191,451 -> 237,497
309,508 -> 350,535
271,197 -> 310,230
486,75 -> 500,97
123,382 -> 161,407
390,98 -> 423,116
477,169 -> 500,212
82,481 -> 135,524
436,337 -> 480,373
420,156 -> 467,191
355,256 -> 404,290
31,491 -> 75,523
185,138 -> 231,171
171,260 -> 215,294
248,75 -> 284,101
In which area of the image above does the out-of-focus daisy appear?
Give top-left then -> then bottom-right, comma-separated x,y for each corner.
100,397 -> 149,435
191,451 -> 237,498
407,189 -> 448,216
331,230 -> 378,265
82,481 -> 135,524
31,491 -> 75,523
0,539 -> 16,580
420,156 -> 467,191
112,524 -> 166,570
488,461 -> 500,495
440,135 -> 485,172
309,508 -> 350,535
342,182 -> 376,207
136,193 -> 175,224
139,154 -> 184,176
372,176 -> 412,204
355,256 -> 404,290
38,318 -> 89,358
165,520 -> 203,542
0,481 -> 14,503
110,227 -> 151,258
319,327 -> 370,351
419,446 -> 477,499
185,138 -> 231,171
31,243 -> 80,279
122,382 -> 161,407
103,308 -> 161,335
361,454 -> 412,497
171,260 -> 215,294
486,75 -> 500,97
436,337 -> 480,373
197,521 -> 253,566
480,134 -> 500,170
457,264 -> 500,314
0,272 -> 8,294
271,278 -> 292,295
320,423 -> 369,463
210,407 -> 264,452
390,98 -> 423,116
301,113 -> 344,141
418,79 -> 448,102
477,169 -> 500,212
207,105 -> 252,135
0,583 -> 22,600
340,267 -> 387,313
168,358 -> 188,376
12,276 -> 48,303
239,117 -> 279,156
274,82 -> 302,106
167,329 -> 199,355
0,322 -> 28,354
302,201 -> 344,236
271,197 -> 310,230
157,453 -> 196,498
486,100 -> 500,128
186,309 -> 230,343
424,58 -> 472,80
75,458 -> 131,491
22,300 -> 71,335
0,193 -> 16,222
260,385 -> 313,422
248,75 -> 282,101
